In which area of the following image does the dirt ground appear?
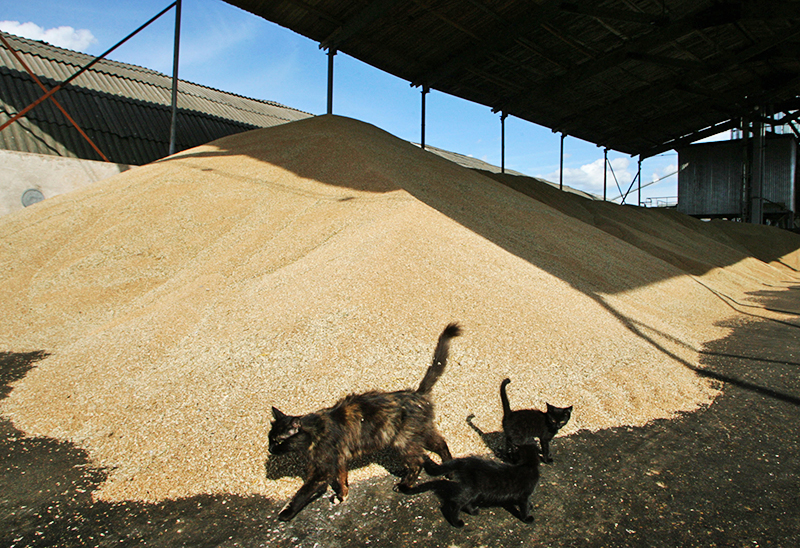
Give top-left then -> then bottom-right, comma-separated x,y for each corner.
2,290 -> 799,547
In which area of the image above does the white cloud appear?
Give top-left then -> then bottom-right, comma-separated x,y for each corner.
656,162 -> 678,182
541,157 -> 634,195
0,21 -> 96,51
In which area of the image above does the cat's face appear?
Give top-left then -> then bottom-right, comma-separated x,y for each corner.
268,406 -> 306,455
546,404 -> 573,429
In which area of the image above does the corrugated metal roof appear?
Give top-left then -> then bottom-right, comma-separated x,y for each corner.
224,0 -> 800,158
0,31 -> 312,166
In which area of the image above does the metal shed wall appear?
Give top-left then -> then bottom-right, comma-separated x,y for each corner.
762,136 -> 797,216
677,135 -> 798,219
677,140 -> 744,217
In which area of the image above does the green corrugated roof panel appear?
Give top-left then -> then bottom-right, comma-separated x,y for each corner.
0,30 -> 312,165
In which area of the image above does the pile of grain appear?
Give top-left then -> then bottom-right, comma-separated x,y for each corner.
2,115 -> 798,503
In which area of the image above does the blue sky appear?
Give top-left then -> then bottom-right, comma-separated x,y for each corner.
1,0 -> 699,203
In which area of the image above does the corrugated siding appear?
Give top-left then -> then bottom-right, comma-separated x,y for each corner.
0,31 -> 311,165
677,136 -> 798,217
763,136 -> 797,214
677,140 -> 744,217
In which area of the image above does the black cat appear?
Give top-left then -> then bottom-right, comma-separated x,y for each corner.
500,378 -> 572,464
268,323 -> 461,521
420,444 -> 540,527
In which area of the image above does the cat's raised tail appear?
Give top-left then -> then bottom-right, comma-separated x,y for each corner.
500,378 -> 512,417
416,322 -> 462,395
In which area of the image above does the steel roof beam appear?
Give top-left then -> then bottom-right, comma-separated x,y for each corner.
642,120 -> 741,159
221,0 -> 800,159
493,5 -> 740,121
321,0 -> 406,51
525,19 -> 800,153
556,27 -> 800,143
409,1 -> 563,89
626,52 -> 708,71
559,2 -> 669,26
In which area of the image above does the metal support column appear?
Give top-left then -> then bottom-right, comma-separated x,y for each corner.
559,133 -> 565,190
750,114 -> 765,224
603,148 -> 608,201
741,117 -> 751,222
501,111 -> 508,174
637,157 -> 642,206
326,48 -> 337,115
168,0 -> 182,156
421,86 -> 429,150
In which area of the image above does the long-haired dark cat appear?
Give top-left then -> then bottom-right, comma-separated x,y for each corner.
269,322 -> 462,521
420,444 -> 540,527
500,378 -> 572,464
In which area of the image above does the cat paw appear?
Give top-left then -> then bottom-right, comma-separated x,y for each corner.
277,508 -> 295,522
523,515 -> 534,523
330,494 -> 346,505
396,482 -> 420,494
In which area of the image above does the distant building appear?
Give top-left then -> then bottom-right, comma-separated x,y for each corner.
0,30 -> 311,216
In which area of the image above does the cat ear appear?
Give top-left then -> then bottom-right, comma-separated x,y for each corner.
272,406 -> 286,420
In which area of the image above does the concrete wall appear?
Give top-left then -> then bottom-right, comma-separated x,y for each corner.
1,150 -> 132,217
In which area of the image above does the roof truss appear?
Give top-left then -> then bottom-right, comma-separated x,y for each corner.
225,0 -> 800,157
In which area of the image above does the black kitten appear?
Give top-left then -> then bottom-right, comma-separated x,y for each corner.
421,444 -> 540,527
268,323 -> 462,521
500,378 -> 572,464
